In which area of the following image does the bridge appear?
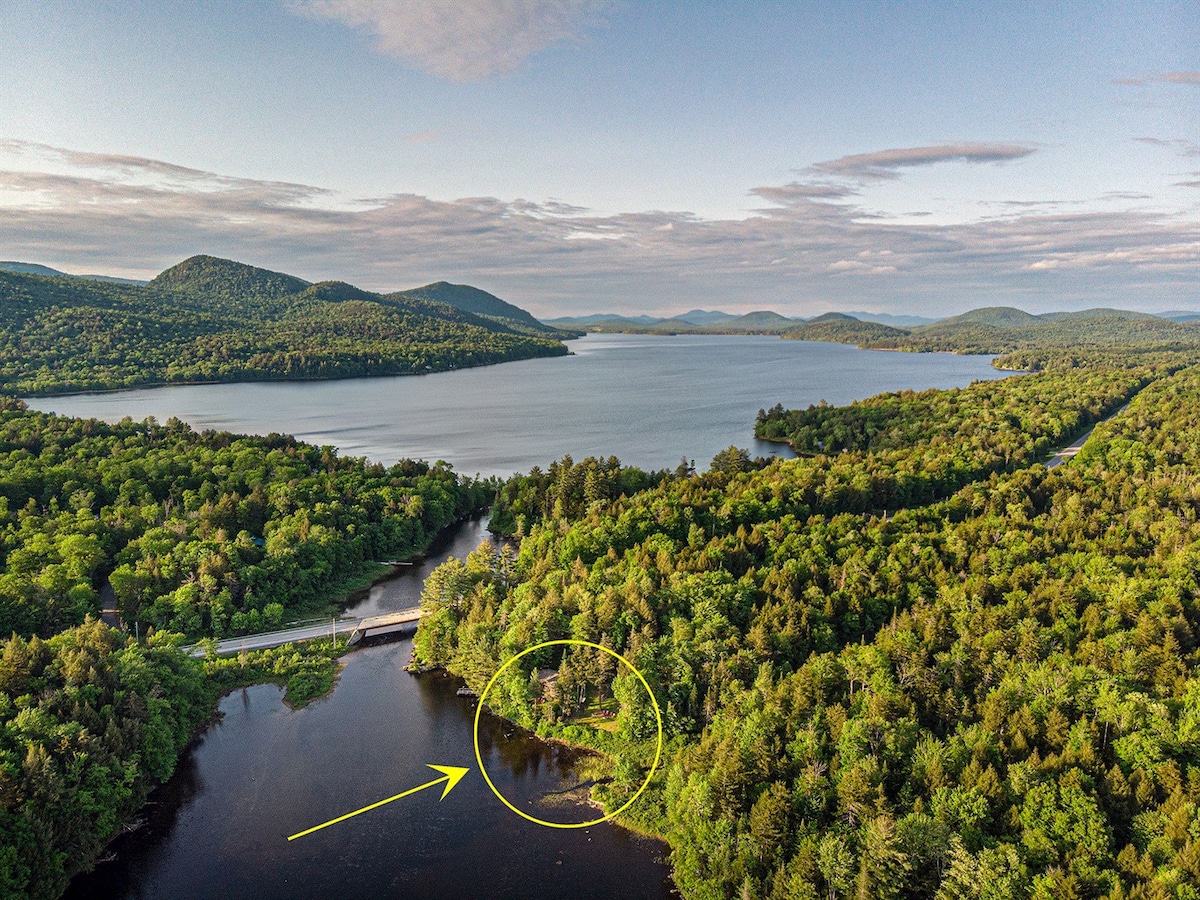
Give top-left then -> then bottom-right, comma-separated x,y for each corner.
346,608 -> 423,645
184,606 -> 424,657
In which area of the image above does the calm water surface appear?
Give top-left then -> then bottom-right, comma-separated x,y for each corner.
31,335 -> 1006,476
67,519 -> 674,900
57,337 -> 1008,898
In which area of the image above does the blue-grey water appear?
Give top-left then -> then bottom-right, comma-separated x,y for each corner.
55,336 -> 1008,899
30,334 -> 1006,477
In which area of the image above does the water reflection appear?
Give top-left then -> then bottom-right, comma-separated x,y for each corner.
29,334 -> 1004,477
66,520 -> 674,900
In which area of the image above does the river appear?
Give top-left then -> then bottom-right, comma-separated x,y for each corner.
66,517 -> 677,900
53,336 -> 1008,898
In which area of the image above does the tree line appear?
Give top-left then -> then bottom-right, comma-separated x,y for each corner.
413,355 -> 1200,900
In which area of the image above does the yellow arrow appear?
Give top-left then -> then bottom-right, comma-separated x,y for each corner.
287,764 -> 470,841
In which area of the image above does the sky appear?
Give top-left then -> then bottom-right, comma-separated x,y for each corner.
0,0 -> 1196,317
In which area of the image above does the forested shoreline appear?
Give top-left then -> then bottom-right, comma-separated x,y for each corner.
414,346 -> 1200,900
0,397 -> 491,897
5,327 -> 1200,898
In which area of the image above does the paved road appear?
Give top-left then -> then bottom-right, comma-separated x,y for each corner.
1045,401 -> 1131,469
185,617 -> 362,657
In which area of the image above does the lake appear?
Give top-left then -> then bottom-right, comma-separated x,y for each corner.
30,334 -> 1007,477
55,336 -> 1009,898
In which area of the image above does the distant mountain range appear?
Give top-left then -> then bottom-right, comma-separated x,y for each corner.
1158,310 -> 1200,323
842,311 -> 937,327
544,304 -> 1197,336
545,309 -> 739,329
785,305 -> 1200,355
0,260 -> 149,286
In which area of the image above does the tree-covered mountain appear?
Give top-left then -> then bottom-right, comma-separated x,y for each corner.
935,306 -> 1043,328
0,256 -> 570,394
786,316 -> 911,345
147,254 -> 311,310
717,310 -> 798,332
392,280 -> 580,338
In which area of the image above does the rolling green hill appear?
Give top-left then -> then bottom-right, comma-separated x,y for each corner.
0,256 -> 569,394
148,255 -> 310,309
394,280 -> 580,338
784,306 -> 1200,359
716,310 -> 797,332
785,316 -> 910,345
932,305 -> 1042,327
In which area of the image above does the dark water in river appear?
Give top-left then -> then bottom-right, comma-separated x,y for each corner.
66,519 -> 674,900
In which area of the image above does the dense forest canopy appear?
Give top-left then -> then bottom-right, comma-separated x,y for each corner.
0,397 -> 489,639
5,291 -> 1200,899
0,255 -> 571,395
414,345 -> 1200,900
0,397 -> 492,897
0,623 -> 210,899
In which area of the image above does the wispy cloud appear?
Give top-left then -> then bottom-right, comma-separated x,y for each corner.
750,182 -> 859,203
1135,137 -> 1200,157
0,141 -> 1195,315
288,0 -> 608,81
1115,71 -> 1200,86
810,143 -> 1037,181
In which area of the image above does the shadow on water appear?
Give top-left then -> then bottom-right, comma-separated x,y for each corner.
66,517 -> 674,900
341,514 -> 495,619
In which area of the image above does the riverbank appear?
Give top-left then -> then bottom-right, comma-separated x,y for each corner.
444,665 -> 675,853
70,517 -> 481,895
67,634 -> 678,900
205,637 -> 349,709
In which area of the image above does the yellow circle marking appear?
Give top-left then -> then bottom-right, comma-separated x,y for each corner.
472,639 -> 663,829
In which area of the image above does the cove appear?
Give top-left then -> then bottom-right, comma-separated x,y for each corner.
66,518 -> 675,900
